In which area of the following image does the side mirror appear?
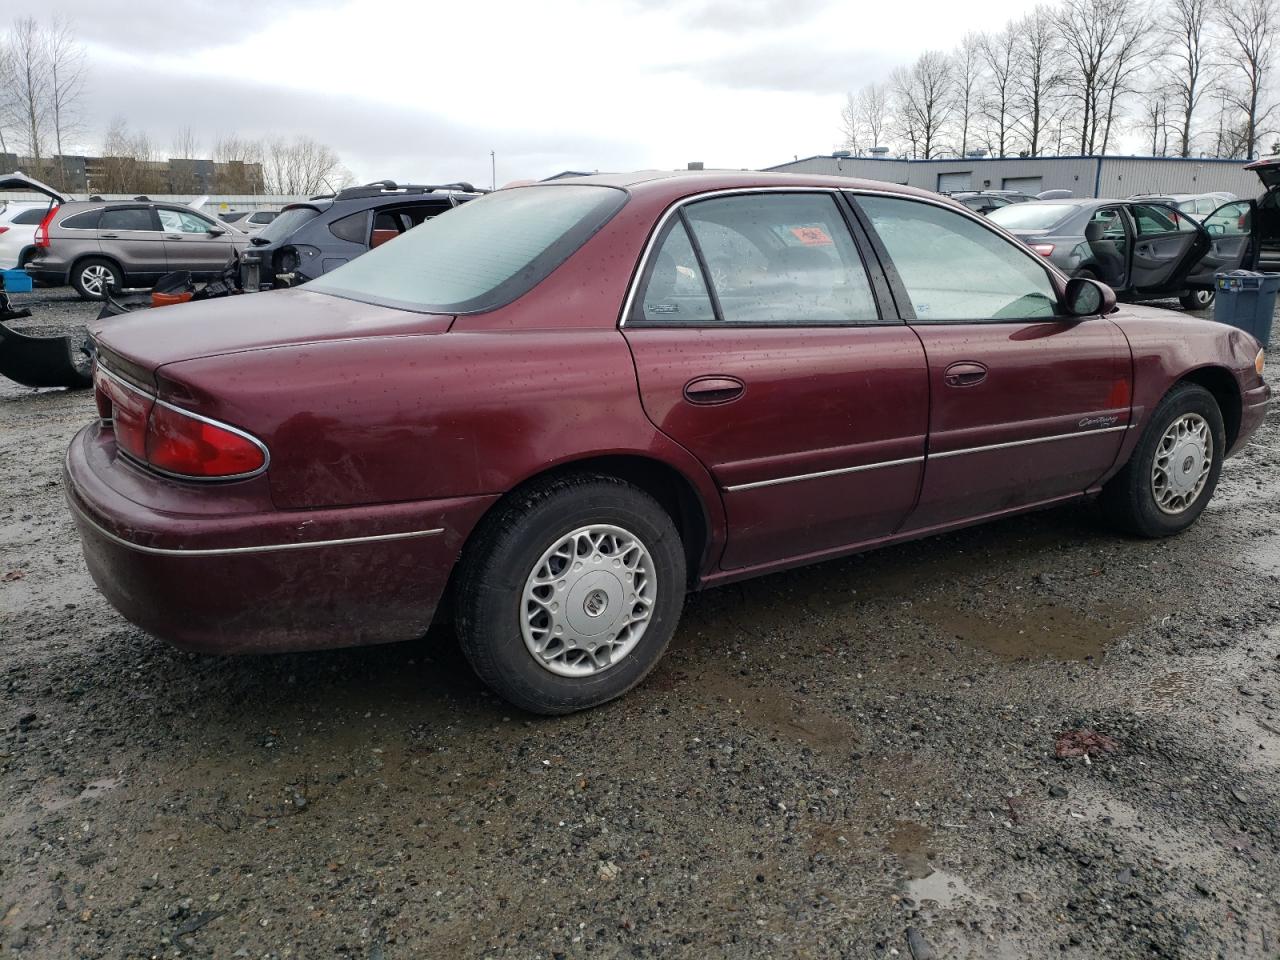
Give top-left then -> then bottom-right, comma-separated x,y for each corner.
1064,276 -> 1116,317
207,227 -> 226,237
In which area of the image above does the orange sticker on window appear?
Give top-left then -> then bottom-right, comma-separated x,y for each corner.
789,226 -> 833,246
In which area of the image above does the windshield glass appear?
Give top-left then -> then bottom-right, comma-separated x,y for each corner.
987,203 -> 1079,231
308,185 -> 627,313
256,205 -> 320,243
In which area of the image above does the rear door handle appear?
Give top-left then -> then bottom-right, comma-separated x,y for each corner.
944,362 -> 987,387
683,376 -> 745,405
99,233 -> 119,239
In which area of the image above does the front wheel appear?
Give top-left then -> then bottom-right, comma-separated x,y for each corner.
1179,288 -> 1215,310
454,475 -> 686,714
1101,383 -> 1225,537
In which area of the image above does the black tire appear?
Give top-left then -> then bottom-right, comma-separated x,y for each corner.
454,474 -> 686,715
1101,383 -> 1225,538
1179,288 -> 1215,311
71,257 -> 123,301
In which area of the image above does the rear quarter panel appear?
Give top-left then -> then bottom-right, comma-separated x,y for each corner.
156,329 -> 725,538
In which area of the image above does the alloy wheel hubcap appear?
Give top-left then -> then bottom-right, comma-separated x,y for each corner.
81,265 -> 113,295
1151,413 -> 1212,514
520,524 -> 656,677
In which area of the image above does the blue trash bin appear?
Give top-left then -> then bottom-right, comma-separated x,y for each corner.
0,268 -> 33,293
1213,270 -> 1279,347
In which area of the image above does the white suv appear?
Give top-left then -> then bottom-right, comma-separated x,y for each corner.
0,202 -> 52,269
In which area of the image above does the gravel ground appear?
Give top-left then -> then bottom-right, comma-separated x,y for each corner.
1,288 -> 1279,959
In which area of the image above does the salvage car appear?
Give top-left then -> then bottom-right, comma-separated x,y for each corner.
239,181 -> 482,291
988,197 -> 1255,309
25,199 -> 249,300
1243,156 -> 1280,271
65,172 -> 1270,714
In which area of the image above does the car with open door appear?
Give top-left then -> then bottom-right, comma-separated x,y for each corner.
65,172 -> 1269,715
1243,156 -> 1280,270
989,196 -> 1256,310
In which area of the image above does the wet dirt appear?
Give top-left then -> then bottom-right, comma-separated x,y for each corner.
1,290 -> 1279,958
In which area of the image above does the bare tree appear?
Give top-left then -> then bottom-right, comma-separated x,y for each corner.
0,18 -> 49,171
1098,2 -> 1153,153
952,33 -> 985,157
1055,0 -> 1130,153
839,82 -> 891,153
262,136 -> 346,195
1013,6 -> 1062,156
1139,84 -> 1176,153
1218,0 -> 1278,159
979,28 -> 1019,157
98,117 -> 166,194
43,15 -> 85,189
212,134 -> 264,192
171,126 -> 199,159
1163,0 -> 1213,155
891,51 -> 954,159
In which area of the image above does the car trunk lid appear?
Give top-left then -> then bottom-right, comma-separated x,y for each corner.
90,288 -> 454,378
1244,157 -> 1280,191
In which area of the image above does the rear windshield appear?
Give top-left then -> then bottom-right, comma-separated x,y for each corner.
987,203 -> 1078,231
307,185 -> 628,314
256,205 -> 320,243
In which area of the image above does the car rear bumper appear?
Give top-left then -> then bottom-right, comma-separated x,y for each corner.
64,422 -> 496,654
24,263 -> 66,286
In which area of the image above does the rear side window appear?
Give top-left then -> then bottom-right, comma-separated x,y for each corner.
11,208 -> 47,225
308,185 -> 627,314
1131,203 -> 1195,235
858,195 -> 1058,321
682,193 -> 879,325
61,209 -> 101,229
329,211 -> 367,243
257,206 -> 321,243
636,221 -> 716,324
99,208 -> 154,232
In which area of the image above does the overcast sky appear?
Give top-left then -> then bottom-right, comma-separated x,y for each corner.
51,0 -> 1042,185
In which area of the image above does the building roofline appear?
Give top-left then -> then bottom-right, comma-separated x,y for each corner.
767,153 -> 1255,167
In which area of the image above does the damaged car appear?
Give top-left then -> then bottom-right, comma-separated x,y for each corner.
239,181 -> 484,291
66,172 -> 1270,714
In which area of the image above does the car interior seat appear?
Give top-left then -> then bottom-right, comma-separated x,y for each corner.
1084,220 -> 1127,288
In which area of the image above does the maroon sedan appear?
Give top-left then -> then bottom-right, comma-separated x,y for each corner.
66,171 -> 1270,714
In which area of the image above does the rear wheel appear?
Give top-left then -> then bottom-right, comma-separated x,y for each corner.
72,258 -> 122,300
1179,288 -> 1215,310
454,475 -> 686,714
1101,383 -> 1224,537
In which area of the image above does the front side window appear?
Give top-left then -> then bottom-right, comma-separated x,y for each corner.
309,185 -> 627,313
858,195 -> 1058,321
99,208 -> 154,232
159,209 -> 216,234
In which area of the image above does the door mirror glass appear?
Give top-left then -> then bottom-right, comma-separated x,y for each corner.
1064,277 -> 1114,317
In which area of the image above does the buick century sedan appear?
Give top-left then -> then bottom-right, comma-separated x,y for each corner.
66,171 -> 1271,713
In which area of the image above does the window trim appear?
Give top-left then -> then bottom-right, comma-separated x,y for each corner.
621,187 -> 897,329
843,189 -> 1070,325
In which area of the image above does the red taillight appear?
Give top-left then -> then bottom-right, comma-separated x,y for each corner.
94,364 -> 266,479
34,205 -> 58,248
145,403 -> 266,478
1030,243 -> 1055,257
0,226 -> 9,235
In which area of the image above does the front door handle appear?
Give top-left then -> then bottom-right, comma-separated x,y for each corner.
944,362 -> 987,387
683,375 -> 745,405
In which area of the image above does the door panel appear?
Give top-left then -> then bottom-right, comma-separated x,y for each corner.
626,326 -> 929,568
1183,200 -> 1257,286
96,207 -> 166,279
904,320 -> 1132,530
1128,203 -> 1203,292
158,208 -> 236,274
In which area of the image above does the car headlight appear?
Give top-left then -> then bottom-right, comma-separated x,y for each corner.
1258,348 -> 1267,377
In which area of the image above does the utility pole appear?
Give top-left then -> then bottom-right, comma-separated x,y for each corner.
490,150 -> 496,191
